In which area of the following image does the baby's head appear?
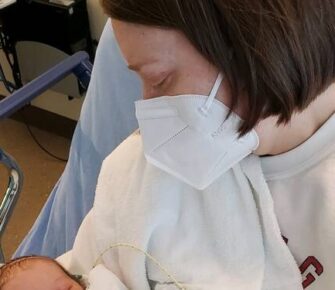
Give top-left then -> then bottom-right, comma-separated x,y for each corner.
0,256 -> 84,290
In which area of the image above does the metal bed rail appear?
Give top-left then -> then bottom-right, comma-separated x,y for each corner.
0,149 -> 23,262
0,51 -> 92,120
0,51 -> 93,262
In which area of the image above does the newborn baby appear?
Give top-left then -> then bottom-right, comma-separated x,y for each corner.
0,256 -> 84,290
0,256 -> 127,290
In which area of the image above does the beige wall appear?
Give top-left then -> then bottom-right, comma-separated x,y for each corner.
87,0 -> 108,42
32,2 -> 108,121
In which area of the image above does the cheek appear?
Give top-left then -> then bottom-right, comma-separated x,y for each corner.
55,277 -> 84,290
142,84 -> 160,99
74,282 -> 85,290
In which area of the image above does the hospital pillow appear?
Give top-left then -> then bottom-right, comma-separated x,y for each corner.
14,20 -> 142,258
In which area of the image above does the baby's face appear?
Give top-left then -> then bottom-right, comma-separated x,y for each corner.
2,259 -> 84,290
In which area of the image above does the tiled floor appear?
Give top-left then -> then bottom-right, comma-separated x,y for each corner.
0,119 -> 70,260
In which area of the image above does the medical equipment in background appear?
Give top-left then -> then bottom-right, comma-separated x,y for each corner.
0,0 -> 93,98
0,51 -> 92,262
0,0 -> 21,90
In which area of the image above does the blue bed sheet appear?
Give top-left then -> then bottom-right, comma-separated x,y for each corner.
14,20 -> 142,258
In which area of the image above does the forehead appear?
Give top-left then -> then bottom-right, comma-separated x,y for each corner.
3,259 -> 67,290
111,19 -> 184,69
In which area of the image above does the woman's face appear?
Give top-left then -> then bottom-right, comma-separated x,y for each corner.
112,19 -> 326,155
113,20 -> 285,151
111,19 -> 238,110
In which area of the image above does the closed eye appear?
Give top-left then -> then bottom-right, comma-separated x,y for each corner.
153,77 -> 167,88
152,73 -> 172,90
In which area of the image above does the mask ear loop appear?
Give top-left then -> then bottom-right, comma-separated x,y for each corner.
199,73 -> 224,116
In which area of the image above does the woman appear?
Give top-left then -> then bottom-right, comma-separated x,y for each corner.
68,1 -> 335,289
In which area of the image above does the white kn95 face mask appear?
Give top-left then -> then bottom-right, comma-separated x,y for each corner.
135,73 -> 259,190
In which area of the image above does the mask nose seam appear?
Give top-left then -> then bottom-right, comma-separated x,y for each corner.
150,125 -> 189,153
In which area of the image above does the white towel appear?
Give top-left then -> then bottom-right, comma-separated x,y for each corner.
70,133 -> 304,289
87,264 -> 128,290
240,155 -> 303,289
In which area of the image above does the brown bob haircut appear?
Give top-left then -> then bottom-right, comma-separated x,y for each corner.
101,0 -> 335,134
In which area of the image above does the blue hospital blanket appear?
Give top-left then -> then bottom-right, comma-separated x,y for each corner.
14,20 -> 142,258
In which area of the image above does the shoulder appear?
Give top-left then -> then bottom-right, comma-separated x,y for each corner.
88,131 -> 150,256
94,130 -> 151,210
98,130 -> 144,182
261,114 -> 335,180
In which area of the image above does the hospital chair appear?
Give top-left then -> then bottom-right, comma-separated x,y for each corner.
11,20 -> 141,258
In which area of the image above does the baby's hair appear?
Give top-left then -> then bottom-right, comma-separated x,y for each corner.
0,255 -> 84,288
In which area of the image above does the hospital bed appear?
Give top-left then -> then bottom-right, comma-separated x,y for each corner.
1,20 -> 142,259
0,149 -> 22,262
0,51 -> 92,262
